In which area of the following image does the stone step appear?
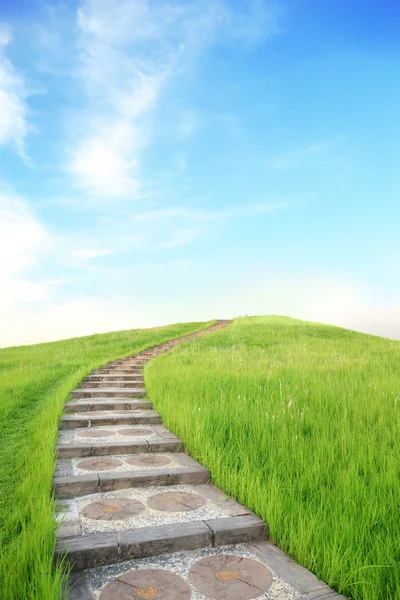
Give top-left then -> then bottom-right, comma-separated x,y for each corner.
55,514 -> 267,571
70,388 -> 146,399
107,358 -> 148,365
95,368 -> 143,374
66,541 -> 346,600
85,374 -> 144,381
61,411 -> 161,429
65,400 -> 152,412
54,461 -> 210,498
80,380 -> 144,389
57,437 -> 183,458
55,452 -> 201,478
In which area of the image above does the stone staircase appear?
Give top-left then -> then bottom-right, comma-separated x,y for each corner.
54,320 -> 345,600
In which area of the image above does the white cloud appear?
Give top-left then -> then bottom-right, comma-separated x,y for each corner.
66,0 -> 283,200
0,188 -> 51,308
0,26 -> 28,152
71,247 -> 115,259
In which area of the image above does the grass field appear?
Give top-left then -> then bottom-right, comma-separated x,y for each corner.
146,316 -> 400,600
0,320 -> 212,600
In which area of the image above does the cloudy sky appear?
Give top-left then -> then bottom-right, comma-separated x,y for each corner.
0,0 -> 399,347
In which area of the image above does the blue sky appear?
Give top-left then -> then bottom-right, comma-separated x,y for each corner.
0,0 -> 399,346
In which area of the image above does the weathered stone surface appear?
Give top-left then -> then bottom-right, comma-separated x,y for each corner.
77,429 -> 116,439
82,498 -> 145,521
66,401 -> 152,412
80,380 -> 144,389
54,459 -> 73,478
56,522 -> 82,539
62,412 -> 161,428
99,569 -> 191,600
250,541 -> 347,599
188,554 -> 273,600
77,457 -> 123,472
206,514 -> 268,546
126,455 -> 171,468
57,438 -> 182,459
56,532 -> 118,571
147,491 -> 206,513
196,483 -> 251,517
54,474 -> 99,498
68,573 -> 94,600
118,428 -> 153,436
70,388 -> 146,399
117,521 -> 213,563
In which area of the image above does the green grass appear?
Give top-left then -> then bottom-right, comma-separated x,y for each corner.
146,316 -> 400,600
0,320 -> 213,600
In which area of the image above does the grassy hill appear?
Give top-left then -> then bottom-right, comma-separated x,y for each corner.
0,321 -> 212,600
146,316 -> 400,600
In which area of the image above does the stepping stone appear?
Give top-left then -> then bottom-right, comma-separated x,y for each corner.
147,491 -> 205,512
76,429 -> 116,439
77,458 -> 123,471
99,569 -> 191,600
82,498 -> 145,521
188,554 -> 273,599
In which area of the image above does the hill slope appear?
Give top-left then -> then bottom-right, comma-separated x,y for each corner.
0,321 -> 212,600
146,316 -> 400,600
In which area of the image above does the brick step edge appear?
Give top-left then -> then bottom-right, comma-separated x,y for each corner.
61,414 -> 161,429
70,389 -> 147,399
79,382 -> 145,389
65,401 -> 152,412
54,464 -> 210,498
57,438 -> 184,458
55,514 -> 267,572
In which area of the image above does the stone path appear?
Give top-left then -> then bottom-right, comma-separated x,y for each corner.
54,321 -> 345,600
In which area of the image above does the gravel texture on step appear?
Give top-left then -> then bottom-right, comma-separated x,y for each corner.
75,484 -> 229,535
84,544 -> 301,600
72,454 -> 180,475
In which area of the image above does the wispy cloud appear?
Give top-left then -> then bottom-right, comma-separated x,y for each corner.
266,138 -> 344,171
66,0 -> 283,200
131,202 -> 287,222
0,26 -> 28,154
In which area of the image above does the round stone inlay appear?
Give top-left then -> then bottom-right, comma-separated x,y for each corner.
82,498 -> 145,521
126,456 -> 171,468
189,555 -> 273,600
147,491 -> 205,513
99,569 -> 191,599
77,429 -> 116,438
77,457 -> 123,471
118,428 -> 153,437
